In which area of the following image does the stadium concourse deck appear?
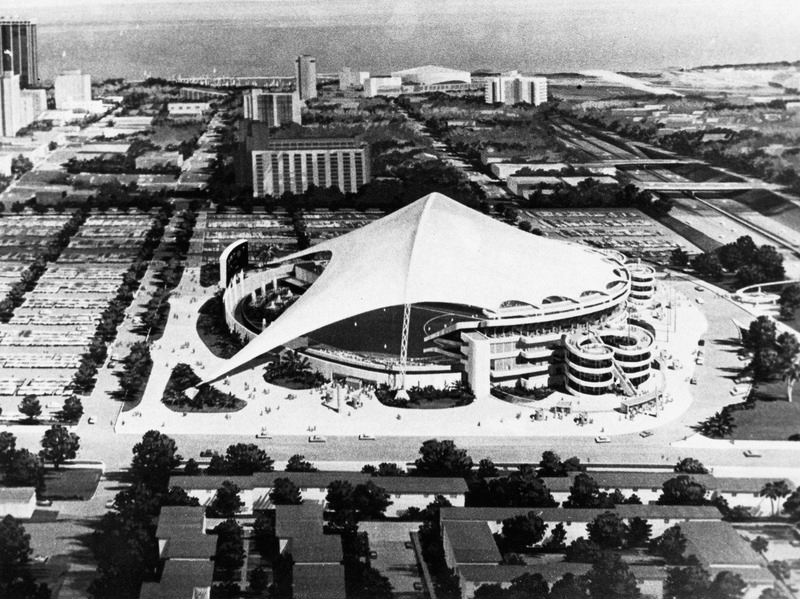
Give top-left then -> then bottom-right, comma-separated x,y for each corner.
118,260 -> 710,439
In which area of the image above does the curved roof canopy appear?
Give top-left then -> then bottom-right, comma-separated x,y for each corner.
205,193 -> 626,382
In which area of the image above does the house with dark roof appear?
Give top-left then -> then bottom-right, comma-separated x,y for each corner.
294,563 -> 347,599
678,521 -> 778,598
440,504 -> 722,544
442,521 -> 502,567
155,506 -> 215,561
139,560 -> 214,599
170,471 -> 468,516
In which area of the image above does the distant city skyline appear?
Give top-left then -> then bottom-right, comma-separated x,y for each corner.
2,0 -> 798,81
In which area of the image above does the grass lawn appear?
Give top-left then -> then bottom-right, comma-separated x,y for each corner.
728,379 -> 800,440
41,468 -> 102,500
149,120 -> 206,147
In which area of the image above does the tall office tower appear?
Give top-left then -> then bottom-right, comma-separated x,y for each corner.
485,74 -> 548,106
251,138 -> 370,197
54,70 -> 92,108
295,55 -> 317,100
0,71 -> 22,137
20,88 -> 46,127
0,18 -> 38,88
242,89 -> 301,126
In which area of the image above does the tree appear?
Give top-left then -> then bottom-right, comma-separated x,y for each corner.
658,476 -> 708,505
750,536 -> 769,556
550,573 -> 587,599
782,489 -> 800,520
0,432 -> 16,469
285,454 -> 317,472
183,458 -> 201,476
346,562 -> 393,599
649,525 -> 687,564
564,537 -> 601,563
508,572 -> 549,599
691,252 -> 723,280
130,430 -> 182,492
759,589 -> 787,599
670,247 -> 689,268
249,565 -> 270,593
162,486 -> 200,507
499,511 -> 548,552
209,443 -> 273,475
270,478 -> 302,505
585,552 -> 641,599
564,473 -> 613,508
742,316 -> 777,353
477,458 -> 498,478
587,511 -> 628,549
4,449 -> 44,488
326,480 -> 355,513
707,571 -> 746,599
664,565 -> 711,599
674,457 -> 708,474
413,439 -> 473,477
779,283 -> 800,320
694,411 -> 736,439
0,515 -> 32,582
537,450 -> 583,477
760,480 -> 791,516
208,481 -> 244,518
542,522 -> 567,550
59,396 -> 84,422
351,481 -> 392,519
253,513 -> 277,558
213,519 -> 245,580
39,425 -> 80,469
18,396 -> 41,422
370,462 -> 406,477
11,155 -> 33,177
783,360 -> 800,402
626,516 -> 652,548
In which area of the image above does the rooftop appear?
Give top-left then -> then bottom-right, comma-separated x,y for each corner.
288,533 -> 342,565
155,506 -> 206,539
442,520 -> 501,564
294,564 -> 347,599
139,560 -> 214,599
440,505 -> 722,523
679,521 -> 764,567
275,501 -> 324,538
540,472 -> 717,493
0,487 -> 36,503
161,535 -> 217,560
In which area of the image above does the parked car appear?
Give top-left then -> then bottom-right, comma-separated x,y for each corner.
308,435 -> 326,443
743,449 -> 762,458
695,285 -> 705,292
36,499 -> 52,507
690,376 -> 698,385
105,500 -> 116,509
639,430 -> 653,438
87,416 -> 96,424
358,434 -> 376,441
594,436 -> 611,444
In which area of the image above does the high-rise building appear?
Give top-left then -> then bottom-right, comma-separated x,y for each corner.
0,18 -> 38,88
295,55 -> 317,100
485,74 -> 548,106
0,71 -> 22,137
251,138 -> 370,197
243,89 -> 301,126
54,70 -> 92,109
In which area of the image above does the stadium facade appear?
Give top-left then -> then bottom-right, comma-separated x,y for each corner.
209,193 -> 657,402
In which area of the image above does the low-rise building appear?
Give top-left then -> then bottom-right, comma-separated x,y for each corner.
171,471 -> 468,516
168,102 -> 212,118
0,487 -> 37,519
363,76 -> 403,98
54,70 -> 92,109
135,151 -> 184,171
139,560 -> 214,599
391,65 -> 471,86
339,67 -> 369,90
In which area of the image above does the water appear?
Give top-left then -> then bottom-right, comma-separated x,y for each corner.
10,0 -> 800,82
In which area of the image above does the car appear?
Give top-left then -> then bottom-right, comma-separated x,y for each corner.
106,359 -> 115,369
696,356 -> 705,365
639,430 -> 653,438
308,435 -> 327,443
594,436 -> 611,444
36,499 -> 52,507
87,416 -> 96,424
695,285 -> 704,292
743,450 -> 762,458
696,297 -> 705,305
698,339 -> 706,346
31,555 -> 49,564
105,500 -> 116,509
690,376 -> 698,385
358,434 -> 376,441
256,429 -> 271,439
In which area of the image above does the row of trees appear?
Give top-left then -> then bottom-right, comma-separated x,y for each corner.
525,179 -> 674,214
688,235 -> 785,287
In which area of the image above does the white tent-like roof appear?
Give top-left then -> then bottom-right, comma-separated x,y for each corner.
205,193 -> 626,382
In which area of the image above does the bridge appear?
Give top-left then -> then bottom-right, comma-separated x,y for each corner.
633,181 -> 779,192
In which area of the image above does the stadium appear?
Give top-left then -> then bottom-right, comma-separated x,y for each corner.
209,193 -> 657,403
